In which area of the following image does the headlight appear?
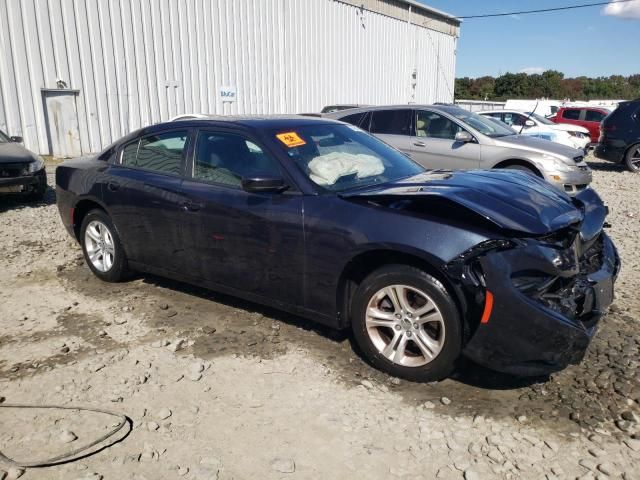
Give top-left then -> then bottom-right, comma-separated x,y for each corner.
541,154 -> 573,172
27,156 -> 45,173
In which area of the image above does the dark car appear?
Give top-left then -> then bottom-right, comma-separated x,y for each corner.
595,99 -> 640,172
0,129 -> 47,200
55,116 -> 619,381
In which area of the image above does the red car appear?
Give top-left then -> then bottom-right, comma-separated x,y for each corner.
550,107 -> 611,143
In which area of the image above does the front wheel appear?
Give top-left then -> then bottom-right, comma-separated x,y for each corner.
80,209 -> 129,282
351,265 -> 462,382
624,144 -> 640,173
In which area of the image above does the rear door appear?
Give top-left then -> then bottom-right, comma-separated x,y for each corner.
365,109 -> 413,156
558,108 -> 582,128
410,109 -> 481,170
584,109 -> 608,142
179,129 -> 305,305
102,129 -> 192,271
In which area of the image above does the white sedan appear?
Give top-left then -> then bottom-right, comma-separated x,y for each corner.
480,110 -> 591,152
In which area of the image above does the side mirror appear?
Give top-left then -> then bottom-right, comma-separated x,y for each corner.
524,120 -> 535,127
241,175 -> 288,193
10,136 -> 23,143
454,131 -> 474,143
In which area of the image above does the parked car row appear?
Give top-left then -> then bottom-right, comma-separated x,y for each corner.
2,98 -> 628,382
478,110 -> 591,152
324,104 -> 592,195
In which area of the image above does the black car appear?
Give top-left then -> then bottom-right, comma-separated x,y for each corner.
0,129 -> 47,200
595,99 -> 640,172
55,116 -> 619,381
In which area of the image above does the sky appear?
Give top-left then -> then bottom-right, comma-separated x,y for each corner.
420,0 -> 640,78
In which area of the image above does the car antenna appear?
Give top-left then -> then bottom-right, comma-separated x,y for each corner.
519,100 -> 539,135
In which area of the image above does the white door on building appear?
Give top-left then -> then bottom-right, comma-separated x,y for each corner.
42,89 -> 82,158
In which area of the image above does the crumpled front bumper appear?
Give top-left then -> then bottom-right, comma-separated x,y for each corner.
0,168 -> 46,192
462,232 -> 619,376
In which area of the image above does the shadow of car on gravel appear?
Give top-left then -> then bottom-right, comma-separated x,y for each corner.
138,272 -> 547,391
0,185 -> 56,213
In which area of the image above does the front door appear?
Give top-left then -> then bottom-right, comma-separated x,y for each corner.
102,129 -> 192,272
411,110 -> 481,170
180,130 -> 304,306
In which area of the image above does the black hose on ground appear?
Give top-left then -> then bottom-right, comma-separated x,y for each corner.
0,404 -> 129,469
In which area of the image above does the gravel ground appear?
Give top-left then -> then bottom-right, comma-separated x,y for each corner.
0,155 -> 639,480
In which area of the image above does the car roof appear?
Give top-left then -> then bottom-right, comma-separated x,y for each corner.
323,104 -> 469,117
158,114 -> 343,129
478,110 -> 527,114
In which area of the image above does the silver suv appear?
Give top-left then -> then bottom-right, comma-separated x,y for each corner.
324,105 -> 592,195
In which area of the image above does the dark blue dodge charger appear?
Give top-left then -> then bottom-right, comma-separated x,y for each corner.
56,115 -> 619,381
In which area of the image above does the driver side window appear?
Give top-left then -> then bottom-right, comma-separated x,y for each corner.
416,111 -> 461,140
193,131 -> 281,188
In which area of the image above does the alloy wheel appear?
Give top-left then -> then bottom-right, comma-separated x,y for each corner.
630,147 -> 640,170
84,220 -> 116,273
365,285 -> 445,367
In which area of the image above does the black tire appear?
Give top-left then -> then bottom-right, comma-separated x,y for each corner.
624,144 -> 640,173
26,173 -> 47,202
503,164 -> 538,176
350,264 -> 462,382
80,209 -> 129,282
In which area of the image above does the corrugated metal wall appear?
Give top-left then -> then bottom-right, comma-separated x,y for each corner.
0,0 -> 458,155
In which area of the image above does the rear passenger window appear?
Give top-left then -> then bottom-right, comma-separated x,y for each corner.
585,110 -> 606,122
121,130 -> 187,175
370,109 -> 412,135
563,109 -> 581,120
338,112 -> 366,127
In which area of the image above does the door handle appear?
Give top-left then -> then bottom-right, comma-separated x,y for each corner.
413,141 -> 426,147
107,181 -> 120,191
182,200 -> 203,212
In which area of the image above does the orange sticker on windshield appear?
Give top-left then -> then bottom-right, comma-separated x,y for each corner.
276,132 -> 306,147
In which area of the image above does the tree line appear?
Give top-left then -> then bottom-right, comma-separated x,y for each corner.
455,70 -> 640,101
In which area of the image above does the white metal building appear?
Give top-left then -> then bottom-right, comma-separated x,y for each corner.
0,0 -> 460,157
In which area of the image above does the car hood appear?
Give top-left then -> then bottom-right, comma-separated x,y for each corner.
341,170 -> 584,235
0,142 -> 38,164
493,134 -> 582,160
549,123 -> 590,134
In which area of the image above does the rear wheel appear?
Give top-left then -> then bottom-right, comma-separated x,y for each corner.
80,209 -> 128,282
351,265 -> 462,382
624,144 -> 640,173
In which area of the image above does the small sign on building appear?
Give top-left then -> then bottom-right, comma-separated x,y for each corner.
220,86 -> 237,102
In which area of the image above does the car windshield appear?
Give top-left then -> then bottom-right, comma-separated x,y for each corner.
526,112 -> 555,125
272,124 -> 424,192
0,129 -> 10,143
446,109 -> 515,138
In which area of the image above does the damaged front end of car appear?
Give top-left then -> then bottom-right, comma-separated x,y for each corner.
445,188 -> 620,376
